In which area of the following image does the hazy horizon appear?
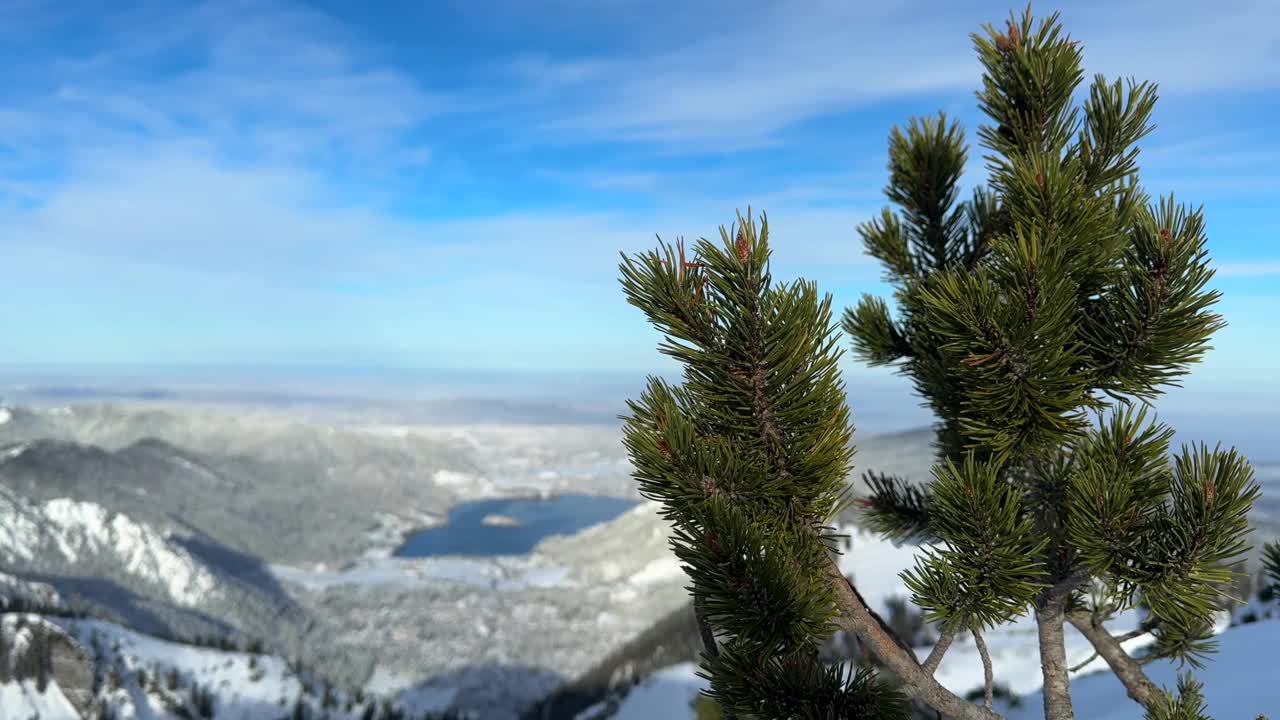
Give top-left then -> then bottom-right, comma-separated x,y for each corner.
2,362 -> 1276,463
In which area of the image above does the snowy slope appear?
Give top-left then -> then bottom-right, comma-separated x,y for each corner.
0,613 -> 472,720
0,486 -> 220,608
0,679 -> 83,720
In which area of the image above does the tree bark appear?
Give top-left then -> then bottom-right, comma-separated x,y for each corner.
1035,592 -> 1075,720
825,556 -> 1004,720
1066,612 -> 1161,709
972,627 -> 994,709
922,625 -> 958,675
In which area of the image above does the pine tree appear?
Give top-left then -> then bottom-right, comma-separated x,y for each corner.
33,625 -> 50,693
842,5 -> 1276,720
619,5 -> 1277,720
1260,542 -> 1280,607
619,210 -> 916,714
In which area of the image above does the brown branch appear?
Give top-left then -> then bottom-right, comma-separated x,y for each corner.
922,624 -> 958,675
1067,650 -> 1098,674
694,594 -> 738,720
825,556 -> 1005,720
972,627 -> 995,710
694,594 -> 720,660
1069,619 -> 1158,672
1066,611 -> 1161,709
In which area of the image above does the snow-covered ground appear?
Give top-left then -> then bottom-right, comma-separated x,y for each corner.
601,524 -> 1280,719
269,552 -> 577,592
603,619 -> 1280,719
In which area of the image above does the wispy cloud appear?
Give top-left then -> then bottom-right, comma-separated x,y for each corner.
519,2 -> 980,149
1,0 -> 455,185
488,0 -> 1279,150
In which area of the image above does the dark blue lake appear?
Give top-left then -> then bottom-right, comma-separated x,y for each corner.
395,493 -> 641,557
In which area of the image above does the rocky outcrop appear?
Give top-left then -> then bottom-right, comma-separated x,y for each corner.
1,614 -> 95,718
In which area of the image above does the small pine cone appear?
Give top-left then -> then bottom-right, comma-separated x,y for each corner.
1035,172 -> 1045,188
736,229 -> 750,262
1007,22 -> 1020,46
995,33 -> 1012,53
657,438 -> 671,459
1206,479 -> 1216,506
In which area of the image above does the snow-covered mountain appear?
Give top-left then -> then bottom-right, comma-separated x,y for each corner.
0,473 -> 310,667
0,486 -> 220,607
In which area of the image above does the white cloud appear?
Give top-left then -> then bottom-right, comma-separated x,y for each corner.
0,138 -> 882,298
501,0 -> 1278,149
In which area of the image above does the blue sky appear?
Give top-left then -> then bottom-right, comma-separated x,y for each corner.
1,0 -> 1277,389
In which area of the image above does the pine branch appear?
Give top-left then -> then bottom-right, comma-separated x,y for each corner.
693,594 -> 738,720
1066,611 -> 1161,709
841,573 -> 921,663
856,470 -> 936,544
826,556 -> 1005,720
1262,541 -> 1280,593
1142,671 -> 1214,720
922,625 -> 958,675
622,211 -> 908,716
1067,618 -> 1158,673
844,297 -> 914,366
1138,612 -> 1219,670
972,627 -> 995,710
1067,650 -> 1096,674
